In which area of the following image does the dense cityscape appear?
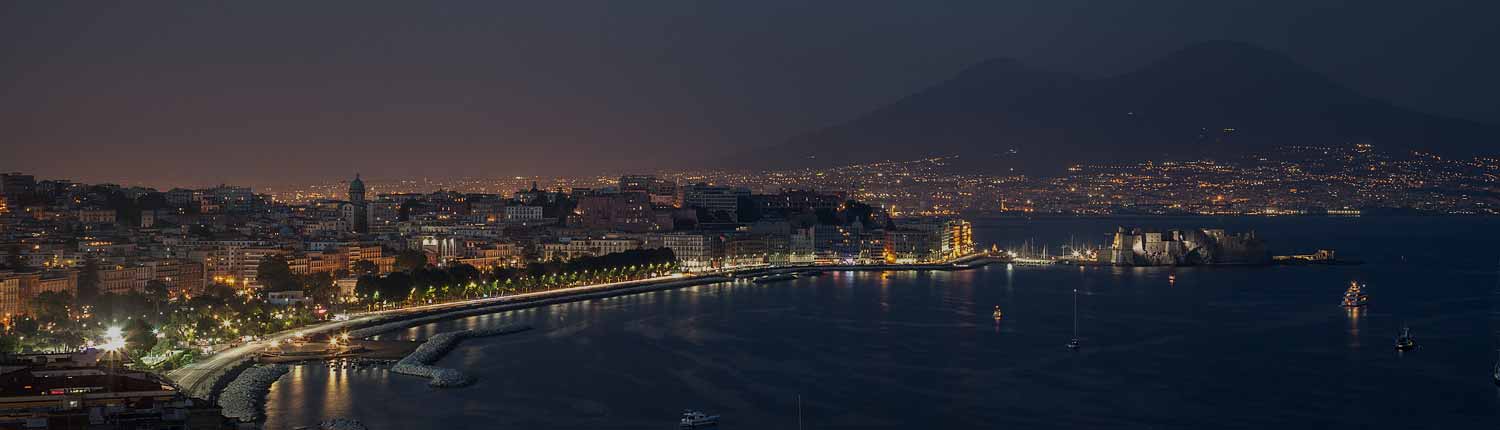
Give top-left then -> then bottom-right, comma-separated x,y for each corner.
0,166 -> 983,426
259,143 -> 1500,217
4,2 -> 1499,427
2,140 -> 1497,427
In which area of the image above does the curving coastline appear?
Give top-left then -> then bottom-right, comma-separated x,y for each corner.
218,364 -> 290,422
192,256 -> 995,425
390,325 -> 533,387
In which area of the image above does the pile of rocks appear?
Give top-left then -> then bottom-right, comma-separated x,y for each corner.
184,356 -> 254,400
390,325 -> 531,388
217,364 -> 289,422
319,418 -> 369,430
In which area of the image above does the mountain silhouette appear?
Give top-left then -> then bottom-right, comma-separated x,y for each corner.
744,41 -> 1497,173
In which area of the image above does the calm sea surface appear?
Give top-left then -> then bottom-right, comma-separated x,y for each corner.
264,217 -> 1500,429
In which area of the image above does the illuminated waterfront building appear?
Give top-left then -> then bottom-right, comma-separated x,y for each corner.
540,238 -> 643,261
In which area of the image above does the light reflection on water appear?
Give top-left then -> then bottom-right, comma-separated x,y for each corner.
262,217 -> 1500,429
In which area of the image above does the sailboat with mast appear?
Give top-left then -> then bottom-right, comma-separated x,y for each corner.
1492,350 -> 1500,386
1394,324 -> 1417,351
1067,289 -> 1081,350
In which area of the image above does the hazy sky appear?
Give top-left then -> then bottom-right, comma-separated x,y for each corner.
2,1 -> 1495,188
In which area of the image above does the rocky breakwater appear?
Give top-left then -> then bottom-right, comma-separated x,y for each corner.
319,418 -> 369,430
218,364 -> 290,422
391,325 -> 532,387
183,355 -> 255,401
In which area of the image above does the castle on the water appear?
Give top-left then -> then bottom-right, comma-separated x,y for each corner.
1097,227 -> 1270,266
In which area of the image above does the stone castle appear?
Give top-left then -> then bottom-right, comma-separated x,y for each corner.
1097,227 -> 1269,266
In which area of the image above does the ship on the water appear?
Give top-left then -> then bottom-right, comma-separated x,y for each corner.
1341,281 -> 1368,308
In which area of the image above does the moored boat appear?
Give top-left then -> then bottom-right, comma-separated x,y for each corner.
680,410 -> 720,428
992,305 -> 1003,320
1492,351 -> 1500,386
1394,326 -> 1416,351
1067,289 -> 1081,350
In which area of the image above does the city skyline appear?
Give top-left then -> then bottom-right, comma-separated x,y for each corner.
4,3 -> 1500,428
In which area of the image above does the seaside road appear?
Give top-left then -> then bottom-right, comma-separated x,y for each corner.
166,274 -> 688,398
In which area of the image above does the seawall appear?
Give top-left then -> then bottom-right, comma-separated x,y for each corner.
218,364 -> 290,422
388,325 -> 532,387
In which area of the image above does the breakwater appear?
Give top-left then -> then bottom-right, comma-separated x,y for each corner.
218,364 -> 290,422
319,418 -> 369,430
390,325 -> 533,387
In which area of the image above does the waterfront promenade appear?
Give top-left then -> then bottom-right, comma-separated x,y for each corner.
167,274 -> 695,397
168,253 -> 996,400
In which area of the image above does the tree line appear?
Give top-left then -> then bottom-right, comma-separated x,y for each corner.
355,248 -> 676,305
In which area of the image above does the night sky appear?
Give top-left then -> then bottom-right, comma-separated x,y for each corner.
2,1 -> 1495,187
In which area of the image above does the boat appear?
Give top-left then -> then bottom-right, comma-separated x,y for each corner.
1394,325 -> 1417,351
1168,274 -> 1176,283
680,410 -> 720,428
992,305 -> 1004,320
1067,289 -> 1081,350
1492,351 -> 1500,386
1341,281 -> 1368,308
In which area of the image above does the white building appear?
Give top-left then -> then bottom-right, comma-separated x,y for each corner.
540,238 -> 642,261
652,233 -> 720,272
504,205 -> 544,221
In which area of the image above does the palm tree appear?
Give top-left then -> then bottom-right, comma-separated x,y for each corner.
144,280 -> 171,317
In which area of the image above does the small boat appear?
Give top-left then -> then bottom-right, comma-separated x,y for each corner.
1394,326 -> 1417,351
680,410 -> 720,428
1492,351 -> 1500,386
992,305 -> 1003,320
1341,281 -> 1368,308
1167,274 -> 1176,283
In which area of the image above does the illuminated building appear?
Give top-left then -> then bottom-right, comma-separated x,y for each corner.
0,362 -> 227,429
619,174 -> 679,207
648,233 -> 720,272
0,270 -> 77,316
72,209 -> 116,225
503,205 -> 544,221
540,238 -> 643,261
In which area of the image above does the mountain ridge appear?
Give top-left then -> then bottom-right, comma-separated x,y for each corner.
739,40 -> 1498,173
